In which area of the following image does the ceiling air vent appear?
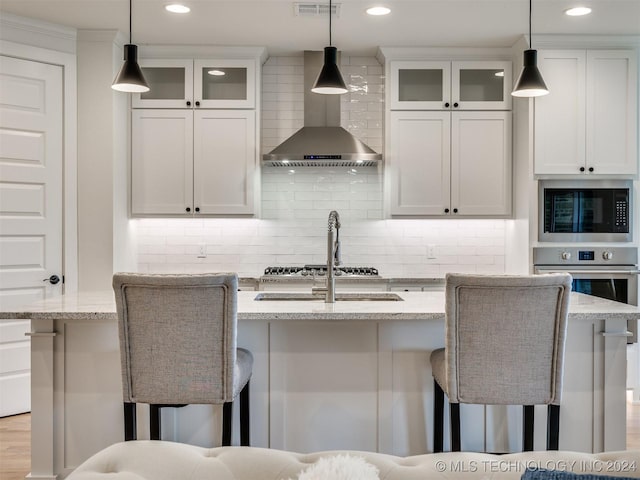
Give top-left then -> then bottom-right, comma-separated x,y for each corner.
294,3 -> 340,17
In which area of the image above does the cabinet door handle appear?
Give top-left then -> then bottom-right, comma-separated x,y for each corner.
444,102 -> 450,108
588,167 -> 594,172
186,207 -> 191,213
195,101 -> 201,107
453,102 -> 459,108
444,208 -> 450,213
453,208 -> 458,213
195,207 -> 200,213
186,101 -> 191,107
580,167 -> 585,172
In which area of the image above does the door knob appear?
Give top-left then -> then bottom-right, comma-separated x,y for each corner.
43,275 -> 61,285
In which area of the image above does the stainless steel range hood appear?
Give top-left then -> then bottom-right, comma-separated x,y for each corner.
262,51 -> 382,167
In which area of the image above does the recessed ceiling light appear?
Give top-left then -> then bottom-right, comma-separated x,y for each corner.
366,6 -> 391,16
207,70 -> 226,76
165,4 -> 190,14
564,6 -> 592,16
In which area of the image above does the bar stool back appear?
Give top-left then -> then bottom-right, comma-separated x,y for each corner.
113,273 -> 252,446
430,273 -> 572,452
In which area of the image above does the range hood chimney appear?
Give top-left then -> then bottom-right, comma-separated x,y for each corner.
262,51 -> 382,167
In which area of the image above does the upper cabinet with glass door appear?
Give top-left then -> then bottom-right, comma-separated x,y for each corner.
132,58 -> 256,109
390,60 -> 512,110
132,59 -> 194,108
193,59 -> 255,109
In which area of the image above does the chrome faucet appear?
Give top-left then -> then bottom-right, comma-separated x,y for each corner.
326,210 -> 341,303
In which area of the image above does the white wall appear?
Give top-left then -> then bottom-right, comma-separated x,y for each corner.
135,54 -> 507,278
77,30 -> 134,291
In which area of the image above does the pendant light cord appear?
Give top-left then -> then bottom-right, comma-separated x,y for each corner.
329,0 -> 332,46
529,0 -> 532,48
129,0 -> 132,43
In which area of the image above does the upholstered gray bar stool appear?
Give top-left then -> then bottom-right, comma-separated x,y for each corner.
430,273 -> 572,453
113,273 -> 252,446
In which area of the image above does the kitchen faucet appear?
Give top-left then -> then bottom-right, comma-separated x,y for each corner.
326,210 -> 341,303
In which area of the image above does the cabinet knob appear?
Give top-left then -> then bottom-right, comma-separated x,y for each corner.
580,167 -> 585,172
195,101 -> 201,107
186,101 -> 191,107
588,167 -> 594,172
453,102 -> 459,108
195,207 -> 200,213
186,207 -> 191,213
444,208 -> 450,213
444,102 -> 450,108
453,208 -> 458,213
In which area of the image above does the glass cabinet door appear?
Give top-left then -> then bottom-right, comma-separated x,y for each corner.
390,61 -> 451,110
451,61 -> 512,110
193,59 -> 255,108
132,59 -> 194,109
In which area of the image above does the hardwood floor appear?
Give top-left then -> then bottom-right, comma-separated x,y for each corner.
0,413 -> 30,480
0,396 -> 639,479
627,390 -> 640,450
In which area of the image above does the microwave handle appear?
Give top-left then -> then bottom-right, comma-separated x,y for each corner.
535,269 -> 640,275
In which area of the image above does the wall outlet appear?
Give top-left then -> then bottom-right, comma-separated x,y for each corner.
197,245 -> 207,258
427,244 -> 437,259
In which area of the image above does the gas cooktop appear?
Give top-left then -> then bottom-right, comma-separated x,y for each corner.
263,265 -> 379,277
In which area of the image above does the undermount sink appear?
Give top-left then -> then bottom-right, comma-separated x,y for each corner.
253,292 -> 404,302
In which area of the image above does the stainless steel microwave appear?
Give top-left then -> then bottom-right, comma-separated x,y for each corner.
539,180 -> 632,242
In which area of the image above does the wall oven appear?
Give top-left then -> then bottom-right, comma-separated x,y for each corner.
539,180 -> 632,242
533,246 -> 638,342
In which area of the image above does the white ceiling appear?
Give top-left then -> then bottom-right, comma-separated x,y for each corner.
1,0 -> 639,55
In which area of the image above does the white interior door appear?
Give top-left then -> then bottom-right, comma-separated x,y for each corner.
0,55 -> 63,416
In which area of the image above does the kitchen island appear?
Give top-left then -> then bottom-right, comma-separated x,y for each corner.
3,290 -> 638,480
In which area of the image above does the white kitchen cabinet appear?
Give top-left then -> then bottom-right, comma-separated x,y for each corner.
193,110 -> 255,215
132,109 -> 256,216
133,58 -> 256,109
389,110 -> 511,216
534,50 -> 637,176
390,60 -> 512,111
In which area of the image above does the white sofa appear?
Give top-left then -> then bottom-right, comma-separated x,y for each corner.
66,441 -> 640,479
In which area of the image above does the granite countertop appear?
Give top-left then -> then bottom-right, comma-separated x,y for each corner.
1,290 -> 639,322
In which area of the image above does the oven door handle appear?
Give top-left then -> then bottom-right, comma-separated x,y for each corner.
536,269 -> 640,275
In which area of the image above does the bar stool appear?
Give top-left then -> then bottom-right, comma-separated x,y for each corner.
113,273 -> 252,446
430,273 -> 572,453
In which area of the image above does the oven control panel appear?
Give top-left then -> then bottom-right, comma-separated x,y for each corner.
533,247 -> 638,266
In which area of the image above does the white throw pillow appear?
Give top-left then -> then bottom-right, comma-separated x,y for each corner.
294,454 -> 380,480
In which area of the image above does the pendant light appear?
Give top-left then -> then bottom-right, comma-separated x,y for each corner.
511,0 -> 549,97
311,0 -> 348,95
112,0 -> 150,93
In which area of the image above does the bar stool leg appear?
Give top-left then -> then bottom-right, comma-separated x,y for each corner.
433,379 -> 444,453
150,404 -> 161,440
523,405 -> 535,451
124,402 -> 137,441
222,402 -> 233,446
547,404 -> 560,450
450,402 -> 461,452
240,381 -> 251,446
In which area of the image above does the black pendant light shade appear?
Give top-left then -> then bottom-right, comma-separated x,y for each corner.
112,0 -> 150,93
112,44 -> 150,93
512,49 -> 549,97
311,0 -> 348,95
312,46 -> 348,94
511,0 -> 548,97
